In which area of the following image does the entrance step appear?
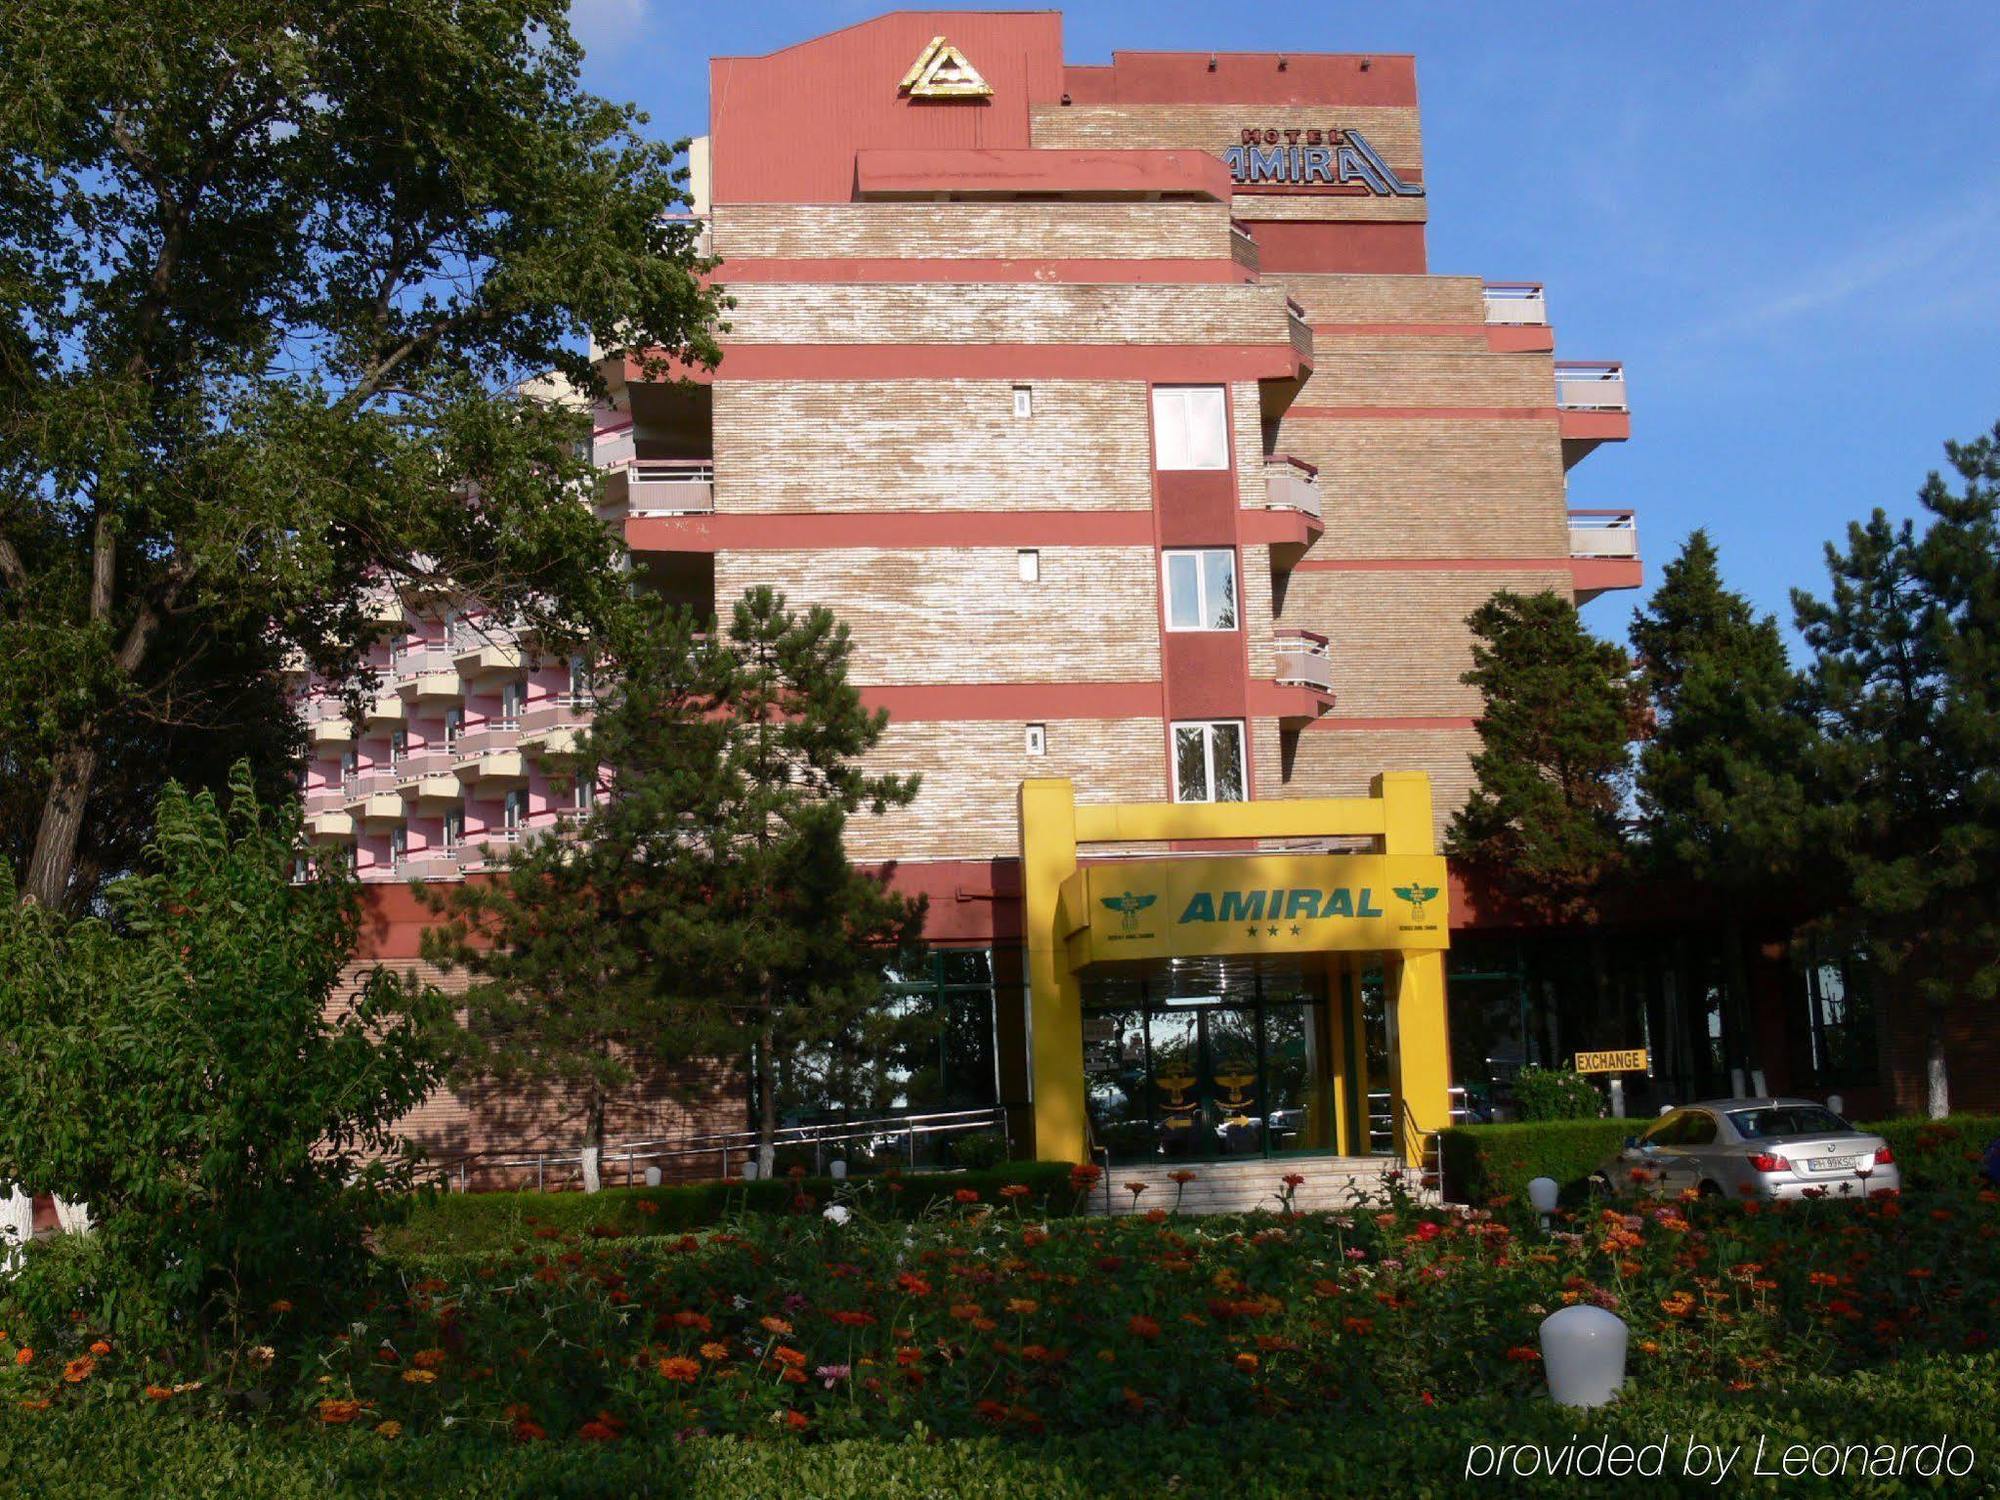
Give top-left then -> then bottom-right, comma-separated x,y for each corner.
1091,1156 -> 1407,1217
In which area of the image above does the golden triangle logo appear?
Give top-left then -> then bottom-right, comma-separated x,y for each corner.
899,35 -> 993,99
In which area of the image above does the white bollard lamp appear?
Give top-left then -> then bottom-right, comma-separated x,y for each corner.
741,1161 -> 759,1182
829,1159 -> 848,1181
1527,1175 -> 1559,1227
1540,1304 -> 1628,1408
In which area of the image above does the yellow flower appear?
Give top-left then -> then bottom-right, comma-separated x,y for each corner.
401,1368 -> 437,1384
375,1421 -> 402,1439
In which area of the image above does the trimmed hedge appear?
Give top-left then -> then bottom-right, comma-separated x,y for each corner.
1441,1111 -> 2000,1206
1438,1118 -> 1631,1205
4,1354 -> 1997,1497
377,1161 -> 1083,1257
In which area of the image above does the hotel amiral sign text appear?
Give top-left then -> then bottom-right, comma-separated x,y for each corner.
1066,853 -> 1449,965
1223,128 -> 1423,197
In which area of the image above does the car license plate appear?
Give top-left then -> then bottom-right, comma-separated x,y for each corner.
1808,1156 -> 1858,1172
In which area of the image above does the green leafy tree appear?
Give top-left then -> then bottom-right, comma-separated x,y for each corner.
425,589 -> 927,1173
0,0 -> 722,911
0,767 -> 451,1347
1793,424 -> 2000,1117
1447,590 -> 1643,922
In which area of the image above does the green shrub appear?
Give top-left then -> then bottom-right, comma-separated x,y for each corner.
1509,1065 -> 1604,1121
1864,1113 -> 2000,1192
948,1130 -> 1008,1170
1438,1118 -> 1632,1204
378,1161 -> 1082,1256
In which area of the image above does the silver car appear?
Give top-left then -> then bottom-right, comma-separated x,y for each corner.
1590,1098 -> 1901,1202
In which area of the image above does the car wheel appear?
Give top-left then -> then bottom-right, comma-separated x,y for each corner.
1586,1172 -> 1615,1200
1698,1180 -> 1723,1198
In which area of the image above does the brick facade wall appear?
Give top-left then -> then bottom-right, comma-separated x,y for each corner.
713,201 -> 1235,261
713,380 -> 1154,512
846,718 -> 1169,861
1274,419 -> 1572,558
722,281 -> 1295,346
1276,273 -> 1485,323
714,546 -> 1162,685
1293,344 -> 1554,408
1029,103 -> 1422,166
1256,725 -> 1483,844
1277,567 -> 1574,717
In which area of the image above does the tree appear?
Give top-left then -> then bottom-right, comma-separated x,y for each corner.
1631,530 -> 1810,888
0,767 -> 451,1347
1446,590 -> 1643,922
1793,423 -> 2000,1117
424,589 -> 927,1176
1629,533 -> 1814,1080
0,0 -> 723,911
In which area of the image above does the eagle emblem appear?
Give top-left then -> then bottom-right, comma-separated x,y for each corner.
1392,883 -> 1441,920
1100,891 -> 1157,933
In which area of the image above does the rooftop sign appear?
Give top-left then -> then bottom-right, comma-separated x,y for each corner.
899,36 -> 992,99
1223,128 -> 1422,196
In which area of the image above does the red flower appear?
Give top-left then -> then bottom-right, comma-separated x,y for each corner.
1127,1315 -> 1160,1340
896,1273 -> 932,1297
657,1356 -> 700,1383
954,1188 -> 981,1205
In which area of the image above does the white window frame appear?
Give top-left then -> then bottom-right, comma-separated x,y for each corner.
499,680 -> 525,728
572,771 -> 596,813
503,788 -> 527,831
442,807 -> 464,850
1161,548 -> 1239,632
1012,384 -> 1033,418
1170,719 -> 1248,804
1150,385 -> 1230,472
443,707 -> 463,749
1016,548 -> 1041,584
1024,723 -> 1047,756
390,825 -> 408,864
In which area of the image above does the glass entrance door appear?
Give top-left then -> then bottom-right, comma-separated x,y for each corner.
1082,959 -> 1334,1164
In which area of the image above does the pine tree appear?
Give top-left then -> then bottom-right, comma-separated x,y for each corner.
1794,423 -> 2000,1116
1446,590 -> 1642,922
424,589 -> 927,1176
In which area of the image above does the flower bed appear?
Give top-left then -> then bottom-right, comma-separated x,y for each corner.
2,1138 -> 1993,1457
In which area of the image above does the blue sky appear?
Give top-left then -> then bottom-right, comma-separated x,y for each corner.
569,1 -> 2000,643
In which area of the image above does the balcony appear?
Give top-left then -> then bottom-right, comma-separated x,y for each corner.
1284,297 -> 1314,370
519,696 -> 594,759
392,647 -> 463,704
601,459 -> 715,519
1263,457 -> 1323,522
449,618 -> 531,679
1268,630 -> 1336,723
1482,282 -> 1548,325
1569,508 -> 1643,601
458,828 -> 524,870
392,854 -> 464,883
454,747 -> 528,787
305,701 -> 353,747
342,768 -> 402,802
1555,361 -> 1630,466
1228,218 -> 1259,276
1273,631 -> 1335,693
1556,362 -> 1628,411
307,810 -> 354,841
362,694 -> 405,728
350,792 -> 405,825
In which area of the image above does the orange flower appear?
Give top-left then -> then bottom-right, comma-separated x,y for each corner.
896,1273 -> 932,1297
827,1309 -> 876,1328
657,1356 -> 701,1383
267,1299 -> 294,1315
1123,1181 -> 1149,1198
699,1341 -> 730,1361
13,1348 -> 31,1367
375,1420 -> 402,1440
1341,1316 -> 1374,1336
949,1302 -> 982,1322
1127,1315 -> 1160,1340
578,1419 -> 619,1442
513,1419 -> 547,1442
954,1188 -> 981,1205
773,1346 -> 808,1369
784,1409 -> 809,1431
760,1316 -> 794,1337
1005,1298 -> 1038,1316
145,1385 -> 176,1401
411,1348 -> 448,1370
1233,1352 -> 1259,1373
401,1369 -> 437,1385
1168,1169 -> 1198,1185
671,1310 -> 712,1332
999,1184 -> 1032,1200
88,1340 -> 111,1357
1660,1291 -> 1697,1318
61,1356 -> 94,1383
318,1399 -> 364,1425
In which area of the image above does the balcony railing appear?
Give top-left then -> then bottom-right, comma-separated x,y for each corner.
1482,282 -> 1548,325
1555,361 -> 1628,412
593,423 -> 636,470
342,769 -> 402,800
1263,456 -> 1323,521
393,855 -> 464,882
1568,508 -> 1639,559
1284,297 -> 1314,365
391,645 -> 456,682
602,459 -> 715,518
1228,218 -> 1259,274
1273,630 -> 1334,692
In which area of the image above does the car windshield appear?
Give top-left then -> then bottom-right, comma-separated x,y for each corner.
1727,1106 -> 1850,1139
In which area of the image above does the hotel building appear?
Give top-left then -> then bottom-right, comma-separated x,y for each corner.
310,10 -> 1676,1172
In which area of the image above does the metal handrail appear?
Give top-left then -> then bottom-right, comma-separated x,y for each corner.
421,1105 -> 1009,1193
